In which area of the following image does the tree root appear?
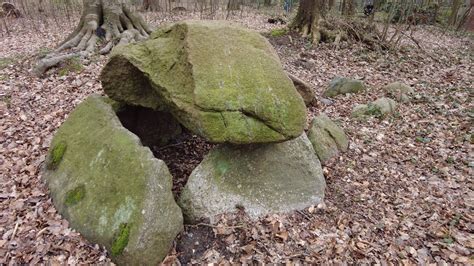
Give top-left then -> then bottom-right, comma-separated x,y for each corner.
292,16 -> 390,50
34,0 -> 152,76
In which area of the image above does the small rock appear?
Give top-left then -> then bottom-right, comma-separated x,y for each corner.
351,97 -> 397,119
383,82 -> 414,103
287,73 -> 316,106
307,114 -> 349,164
320,98 -> 334,105
372,97 -> 397,114
322,77 -> 365,98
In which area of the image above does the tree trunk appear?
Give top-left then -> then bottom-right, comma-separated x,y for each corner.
341,0 -> 355,16
227,0 -> 241,10
143,0 -> 151,11
449,0 -> 462,26
328,0 -> 335,10
291,0 -> 325,43
458,0 -> 474,30
35,0 -> 152,75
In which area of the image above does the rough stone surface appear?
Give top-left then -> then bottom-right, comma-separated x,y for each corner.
307,114 -> 349,164
179,134 -> 326,222
42,95 -> 183,265
101,20 -> 306,144
383,82 -> 414,103
323,77 -> 365,98
288,73 -> 316,106
351,97 -> 397,119
372,97 -> 397,114
351,104 -> 370,119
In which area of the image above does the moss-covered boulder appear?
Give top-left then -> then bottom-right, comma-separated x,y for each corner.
307,114 -> 349,164
42,95 -> 183,264
179,134 -> 325,222
101,20 -> 306,144
323,77 -> 365,98
383,82 -> 414,103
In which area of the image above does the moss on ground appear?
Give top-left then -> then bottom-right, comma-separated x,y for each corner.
1,95 -> 12,108
365,103 -> 383,118
111,223 -> 131,256
47,141 -> 67,170
65,184 -> 86,206
58,57 -> 84,76
270,28 -> 288,37
0,57 -> 15,70
37,47 -> 53,58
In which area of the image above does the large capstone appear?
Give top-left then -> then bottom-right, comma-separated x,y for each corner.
100,20 -> 306,144
42,95 -> 183,264
178,134 -> 326,222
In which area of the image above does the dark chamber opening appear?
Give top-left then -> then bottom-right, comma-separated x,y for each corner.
116,105 -> 214,197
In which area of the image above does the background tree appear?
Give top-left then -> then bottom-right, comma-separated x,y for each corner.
341,0 -> 355,16
449,0 -> 462,26
291,0 -> 326,43
35,0 -> 152,75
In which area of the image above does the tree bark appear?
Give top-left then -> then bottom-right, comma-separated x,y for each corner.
291,0 -> 325,43
35,0 -> 152,75
449,0 -> 462,26
341,0 -> 355,16
227,0 -> 241,10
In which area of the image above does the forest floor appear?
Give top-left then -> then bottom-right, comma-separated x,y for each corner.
1,11 -> 473,264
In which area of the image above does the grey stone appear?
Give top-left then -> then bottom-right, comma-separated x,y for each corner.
288,73 -> 316,106
351,97 -> 397,119
307,114 -> 349,164
323,77 -> 365,98
372,97 -> 397,114
383,82 -> 414,103
179,134 -> 326,222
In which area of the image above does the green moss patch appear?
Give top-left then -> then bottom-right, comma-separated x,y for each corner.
47,141 -> 67,170
365,103 -> 383,118
0,57 -> 15,70
101,96 -> 125,112
65,184 -> 86,206
58,57 -> 84,76
270,28 -> 288,37
111,223 -> 131,256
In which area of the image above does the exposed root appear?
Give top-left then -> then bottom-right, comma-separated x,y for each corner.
34,53 -> 81,76
1,2 -> 22,18
292,16 -> 389,50
34,0 -> 152,76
